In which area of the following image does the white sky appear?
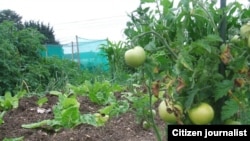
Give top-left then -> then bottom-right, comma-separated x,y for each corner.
0,0 -> 141,44
0,0 -> 248,44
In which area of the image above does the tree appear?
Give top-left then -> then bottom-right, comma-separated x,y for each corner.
24,20 -> 60,44
0,9 -> 23,29
0,9 -> 60,45
0,21 -> 46,95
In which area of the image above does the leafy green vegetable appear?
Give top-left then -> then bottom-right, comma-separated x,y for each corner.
0,90 -> 26,111
0,111 -> 6,125
22,92 -> 109,132
37,97 -> 48,107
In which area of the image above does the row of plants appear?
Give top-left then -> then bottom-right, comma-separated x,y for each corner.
0,78 -> 157,140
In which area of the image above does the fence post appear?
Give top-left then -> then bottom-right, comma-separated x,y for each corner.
71,41 -> 74,61
76,35 -> 81,68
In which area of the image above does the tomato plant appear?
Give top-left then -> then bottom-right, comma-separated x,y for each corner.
124,0 -> 250,123
121,0 -> 250,140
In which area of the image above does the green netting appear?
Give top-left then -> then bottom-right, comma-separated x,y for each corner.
41,38 -> 109,71
41,44 -> 64,59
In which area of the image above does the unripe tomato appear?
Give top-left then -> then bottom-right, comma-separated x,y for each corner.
124,46 -> 146,68
158,100 -> 183,123
230,35 -> 240,43
240,23 -> 250,38
188,102 -> 214,125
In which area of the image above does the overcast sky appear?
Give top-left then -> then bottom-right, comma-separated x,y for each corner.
0,0 -> 141,44
0,0 -> 248,44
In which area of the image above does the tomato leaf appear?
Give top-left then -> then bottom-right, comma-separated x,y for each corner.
178,52 -> 193,71
221,99 -> 239,121
144,41 -> 156,52
184,88 -> 198,110
160,0 -> 174,14
214,80 -> 233,101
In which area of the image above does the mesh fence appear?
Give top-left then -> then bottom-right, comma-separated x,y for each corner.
42,37 -> 109,71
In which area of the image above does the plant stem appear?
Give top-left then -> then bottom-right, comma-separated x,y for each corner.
132,31 -> 178,59
146,80 -> 162,141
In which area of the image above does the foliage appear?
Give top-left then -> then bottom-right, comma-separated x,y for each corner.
0,21 -> 88,96
23,20 -> 59,44
0,9 -> 23,29
68,80 -> 125,105
0,90 -> 26,111
0,21 -> 44,95
67,81 -> 130,118
0,9 -> 59,44
21,92 -> 108,132
21,80 -> 130,131
0,111 -> 6,125
2,136 -> 24,141
99,39 -> 132,83
121,0 -> 250,136
36,97 -> 48,107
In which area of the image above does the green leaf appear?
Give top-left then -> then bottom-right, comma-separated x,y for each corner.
60,106 -> 81,128
161,0 -> 174,14
0,91 -> 19,110
49,90 -> 62,96
0,111 -> 6,125
141,0 -> 155,4
98,100 -> 130,117
3,136 -> 24,141
80,113 -> 103,127
184,88 -> 198,110
98,104 -> 115,115
221,99 -> 239,121
21,119 -> 52,129
62,97 -> 80,109
37,97 -> 48,107
205,34 -> 223,43
15,90 -> 26,99
214,80 -> 233,101
178,52 -> 193,71
144,41 -> 156,52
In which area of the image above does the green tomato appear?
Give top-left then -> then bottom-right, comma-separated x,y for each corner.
240,23 -> 250,38
158,100 -> 183,123
124,46 -> 146,68
230,35 -> 240,43
188,102 -> 214,125
142,121 -> 151,130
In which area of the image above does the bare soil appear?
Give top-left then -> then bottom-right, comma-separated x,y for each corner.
0,94 -> 167,141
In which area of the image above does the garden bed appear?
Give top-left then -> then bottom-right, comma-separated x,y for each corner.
0,94 -> 167,141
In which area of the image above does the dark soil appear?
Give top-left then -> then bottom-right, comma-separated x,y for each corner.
0,94 -> 167,141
